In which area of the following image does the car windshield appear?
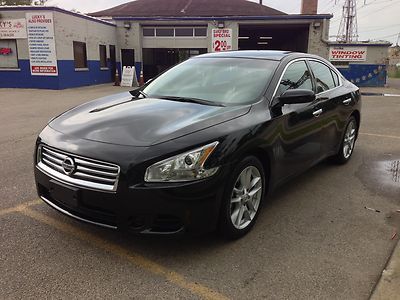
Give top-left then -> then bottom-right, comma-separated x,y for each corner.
142,57 -> 279,106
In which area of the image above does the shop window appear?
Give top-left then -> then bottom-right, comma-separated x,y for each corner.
99,45 -> 107,68
175,28 -> 194,37
156,28 -> 174,37
194,28 -> 207,37
73,41 -> 88,69
0,39 -> 18,69
143,28 -> 155,37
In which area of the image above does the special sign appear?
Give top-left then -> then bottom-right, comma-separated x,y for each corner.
329,46 -> 367,62
212,29 -> 232,52
0,19 -> 27,39
26,12 -> 58,76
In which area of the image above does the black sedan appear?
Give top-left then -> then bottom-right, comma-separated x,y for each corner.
34,51 -> 361,238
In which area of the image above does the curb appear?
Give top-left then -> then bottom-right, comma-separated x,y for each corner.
371,238 -> 400,299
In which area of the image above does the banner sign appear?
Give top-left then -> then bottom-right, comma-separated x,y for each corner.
212,29 -> 232,52
26,12 -> 58,76
0,19 -> 27,39
121,66 -> 138,87
329,46 -> 367,62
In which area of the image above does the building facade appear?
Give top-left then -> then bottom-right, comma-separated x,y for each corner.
0,6 -> 119,89
0,0 -> 391,89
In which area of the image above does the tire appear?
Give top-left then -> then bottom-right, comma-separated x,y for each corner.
332,116 -> 358,164
219,156 -> 266,239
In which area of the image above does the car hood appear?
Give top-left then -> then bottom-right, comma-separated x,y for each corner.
49,92 -> 250,147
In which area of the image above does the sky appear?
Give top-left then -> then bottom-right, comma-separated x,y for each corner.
44,0 -> 400,45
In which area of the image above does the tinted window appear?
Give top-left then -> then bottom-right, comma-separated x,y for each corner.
143,28 -> 155,37
73,41 -> 87,69
194,28 -> 207,37
277,61 -> 313,96
99,45 -> 107,68
156,28 -> 174,37
331,70 -> 340,87
175,28 -> 193,37
309,61 -> 336,93
143,58 -> 279,105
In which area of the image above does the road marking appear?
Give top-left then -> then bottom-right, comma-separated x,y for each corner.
360,132 -> 400,140
19,207 -> 229,300
0,199 -> 42,217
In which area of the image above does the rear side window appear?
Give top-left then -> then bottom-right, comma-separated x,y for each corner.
331,70 -> 340,87
309,61 -> 336,93
276,60 -> 313,97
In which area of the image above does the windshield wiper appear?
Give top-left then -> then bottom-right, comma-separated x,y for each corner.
158,96 -> 225,107
129,89 -> 148,98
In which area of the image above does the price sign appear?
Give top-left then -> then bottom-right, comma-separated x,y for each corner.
212,29 -> 232,52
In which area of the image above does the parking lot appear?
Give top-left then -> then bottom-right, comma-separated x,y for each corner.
0,83 -> 399,299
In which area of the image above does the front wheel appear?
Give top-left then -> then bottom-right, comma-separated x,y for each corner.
332,116 -> 358,164
219,156 -> 266,239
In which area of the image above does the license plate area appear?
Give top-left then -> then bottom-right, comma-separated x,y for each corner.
49,180 -> 80,208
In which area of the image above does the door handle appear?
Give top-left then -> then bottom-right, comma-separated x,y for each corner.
313,109 -> 323,117
343,98 -> 352,105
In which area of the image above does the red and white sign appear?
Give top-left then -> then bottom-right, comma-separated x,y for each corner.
0,19 -> 27,39
329,46 -> 367,62
26,12 -> 58,76
212,28 -> 232,52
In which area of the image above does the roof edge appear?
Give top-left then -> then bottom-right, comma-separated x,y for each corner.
0,6 -> 116,27
111,14 -> 333,21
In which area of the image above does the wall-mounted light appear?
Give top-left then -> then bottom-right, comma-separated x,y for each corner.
313,22 -> 321,29
238,37 -> 250,40
217,21 -> 225,29
124,22 -> 131,29
259,36 -> 273,40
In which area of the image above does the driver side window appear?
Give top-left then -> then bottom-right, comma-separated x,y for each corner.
277,61 -> 313,97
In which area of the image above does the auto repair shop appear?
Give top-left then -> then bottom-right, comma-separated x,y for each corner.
0,0 -> 390,89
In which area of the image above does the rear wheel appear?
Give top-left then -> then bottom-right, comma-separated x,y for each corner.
332,116 -> 358,164
219,156 -> 266,239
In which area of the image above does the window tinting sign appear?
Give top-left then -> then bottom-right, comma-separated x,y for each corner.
26,12 -> 58,76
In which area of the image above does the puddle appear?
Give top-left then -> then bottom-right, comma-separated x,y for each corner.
356,156 -> 400,203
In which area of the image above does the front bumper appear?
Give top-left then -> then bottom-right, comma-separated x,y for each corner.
34,163 -> 227,235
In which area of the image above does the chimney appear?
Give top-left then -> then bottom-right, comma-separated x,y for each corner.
259,0 -> 263,5
301,0 -> 318,14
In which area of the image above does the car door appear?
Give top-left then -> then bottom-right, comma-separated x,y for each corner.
270,59 -> 324,182
307,59 -> 353,156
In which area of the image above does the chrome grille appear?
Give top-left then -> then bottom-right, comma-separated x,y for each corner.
37,145 -> 120,192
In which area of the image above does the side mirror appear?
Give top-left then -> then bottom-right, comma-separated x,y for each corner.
279,89 -> 316,105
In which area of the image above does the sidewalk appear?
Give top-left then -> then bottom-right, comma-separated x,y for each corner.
367,78 -> 400,300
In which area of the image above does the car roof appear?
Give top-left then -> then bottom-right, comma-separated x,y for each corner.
196,50 -> 321,61
197,50 -> 294,61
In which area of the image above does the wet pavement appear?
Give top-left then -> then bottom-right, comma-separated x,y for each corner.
0,84 -> 399,299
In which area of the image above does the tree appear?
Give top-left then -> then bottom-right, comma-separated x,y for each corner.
0,0 -> 47,5
0,0 -> 32,5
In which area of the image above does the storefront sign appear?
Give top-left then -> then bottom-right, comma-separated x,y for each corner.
0,19 -> 27,39
212,29 -> 232,52
26,12 -> 58,76
329,46 -> 367,62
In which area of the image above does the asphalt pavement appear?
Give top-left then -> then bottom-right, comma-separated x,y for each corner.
0,83 -> 399,299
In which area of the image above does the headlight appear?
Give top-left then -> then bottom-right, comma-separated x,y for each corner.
144,142 -> 219,182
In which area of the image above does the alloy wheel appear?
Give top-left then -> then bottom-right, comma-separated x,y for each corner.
230,166 -> 263,230
343,120 -> 357,159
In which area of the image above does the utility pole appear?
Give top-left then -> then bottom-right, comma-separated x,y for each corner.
337,0 -> 359,43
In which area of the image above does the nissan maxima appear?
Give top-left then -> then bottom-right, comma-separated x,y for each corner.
34,51 -> 361,238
